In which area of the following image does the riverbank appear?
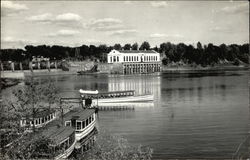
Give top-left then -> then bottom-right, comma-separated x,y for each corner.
1,63 -> 249,79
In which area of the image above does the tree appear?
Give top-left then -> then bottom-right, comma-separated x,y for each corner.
123,44 -> 132,50
197,42 -> 203,50
1,78 -> 60,158
132,43 -> 138,50
139,41 -> 150,50
114,44 -> 122,50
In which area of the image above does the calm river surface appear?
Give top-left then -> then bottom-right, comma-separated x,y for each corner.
3,70 -> 250,159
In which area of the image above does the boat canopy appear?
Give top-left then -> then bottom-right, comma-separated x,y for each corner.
79,89 -> 99,95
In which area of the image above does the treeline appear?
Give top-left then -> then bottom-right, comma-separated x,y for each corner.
0,41 -> 249,66
158,42 -> 249,66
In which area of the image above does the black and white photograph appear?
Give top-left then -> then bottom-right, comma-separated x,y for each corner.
0,0 -> 249,159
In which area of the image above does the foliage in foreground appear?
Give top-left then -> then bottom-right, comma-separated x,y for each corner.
80,132 -> 153,160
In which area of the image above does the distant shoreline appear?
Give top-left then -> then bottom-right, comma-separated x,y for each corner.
0,64 -> 248,80
161,64 -> 249,73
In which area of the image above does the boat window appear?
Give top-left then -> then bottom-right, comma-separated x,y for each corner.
82,121 -> 85,128
76,121 -> 81,130
86,119 -> 88,126
89,117 -> 91,123
65,121 -> 71,126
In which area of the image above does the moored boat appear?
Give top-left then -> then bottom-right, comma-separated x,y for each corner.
34,125 -> 76,160
20,109 -> 57,129
79,89 -> 154,105
63,108 -> 97,142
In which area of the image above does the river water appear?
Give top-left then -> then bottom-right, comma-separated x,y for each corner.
2,70 -> 249,159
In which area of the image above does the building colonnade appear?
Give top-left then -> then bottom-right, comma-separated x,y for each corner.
123,63 -> 161,74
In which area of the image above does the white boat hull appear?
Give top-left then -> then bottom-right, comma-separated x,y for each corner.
75,119 -> 96,141
84,94 -> 153,105
54,139 -> 76,160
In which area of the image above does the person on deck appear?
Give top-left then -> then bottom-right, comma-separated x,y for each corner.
85,96 -> 92,108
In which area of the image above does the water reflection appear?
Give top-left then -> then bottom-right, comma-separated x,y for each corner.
107,75 -> 161,97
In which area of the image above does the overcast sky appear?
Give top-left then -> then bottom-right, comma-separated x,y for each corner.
1,1 -> 249,49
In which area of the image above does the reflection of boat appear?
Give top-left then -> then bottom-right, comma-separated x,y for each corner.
79,89 -> 154,104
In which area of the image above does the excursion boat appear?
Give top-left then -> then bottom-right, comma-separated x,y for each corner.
20,109 -> 57,129
37,125 -> 76,160
63,108 -> 97,142
79,89 -> 154,105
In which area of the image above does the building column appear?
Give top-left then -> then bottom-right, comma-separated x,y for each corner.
0,63 -> 3,71
55,61 -> 57,69
38,62 -> 41,70
10,62 -> 15,72
19,62 -> 23,71
29,62 -> 33,72
47,61 -> 50,71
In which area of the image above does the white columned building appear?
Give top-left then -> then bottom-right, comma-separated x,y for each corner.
107,49 -> 160,63
107,49 -> 161,74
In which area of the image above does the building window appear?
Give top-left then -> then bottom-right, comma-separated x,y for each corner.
137,56 -> 138,61
110,57 -> 112,63
129,56 -> 131,61
126,56 -> 128,61
114,56 -> 116,62
134,56 -> 136,61
124,56 -> 125,62
117,56 -> 119,62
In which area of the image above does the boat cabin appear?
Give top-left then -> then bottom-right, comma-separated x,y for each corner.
79,89 -> 135,99
36,126 -> 76,159
20,109 -> 57,128
63,108 -> 96,141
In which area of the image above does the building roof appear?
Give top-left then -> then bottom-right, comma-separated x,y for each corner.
41,126 -> 74,145
116,50 -> 157,54
63,108 -> 95,122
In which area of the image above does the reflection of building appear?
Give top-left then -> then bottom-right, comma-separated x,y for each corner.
107,49 -> 161,74
108,75 -> 161,99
